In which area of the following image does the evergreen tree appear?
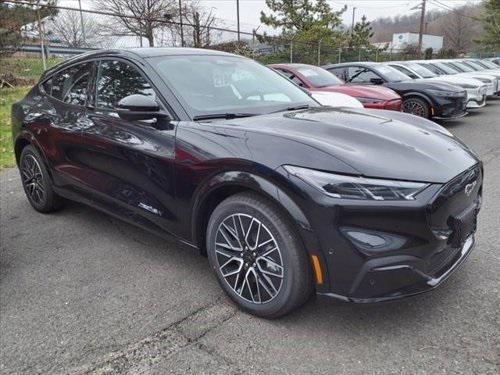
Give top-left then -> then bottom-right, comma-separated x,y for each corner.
476,0 -> 500,50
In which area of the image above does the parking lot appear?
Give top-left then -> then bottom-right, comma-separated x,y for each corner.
1,99 -> 499,374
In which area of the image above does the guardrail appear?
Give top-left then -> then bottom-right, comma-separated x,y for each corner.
16,44 -> 98,56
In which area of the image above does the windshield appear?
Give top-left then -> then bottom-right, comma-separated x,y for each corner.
296,65 -> 343,87
480,60 -> 499,69
419,63 -> 445,75
434,62 -> 460,74
150,55 -> 317,118
406,63 -> 437,78
447,62 -> 473,72
373,65 -> 411,82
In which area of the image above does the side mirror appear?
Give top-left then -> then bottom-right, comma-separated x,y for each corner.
370,77 -> 384,85
115,94 -> 169,122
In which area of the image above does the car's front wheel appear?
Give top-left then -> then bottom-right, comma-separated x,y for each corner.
207,192 -> 313,318
402,97 -> 430,118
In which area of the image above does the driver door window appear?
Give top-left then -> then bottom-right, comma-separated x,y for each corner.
347,67 -> 380,84
96,60 -> 156,110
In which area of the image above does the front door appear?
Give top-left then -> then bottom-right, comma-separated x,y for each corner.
75,58 -> 178,236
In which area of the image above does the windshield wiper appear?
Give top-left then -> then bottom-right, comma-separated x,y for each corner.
193,113 -> 256,121
271,104 -> 310,114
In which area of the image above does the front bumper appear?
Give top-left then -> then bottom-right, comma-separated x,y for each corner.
284,164 -> 483,303
318,235 -> 475,303
431,95 -> 468,119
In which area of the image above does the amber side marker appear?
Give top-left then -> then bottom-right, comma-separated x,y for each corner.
310,255 -> 324,284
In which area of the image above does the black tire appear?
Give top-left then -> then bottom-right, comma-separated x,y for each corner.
206,192 -> 313,318
403,97 -> 430,118
19,145 -> 64,213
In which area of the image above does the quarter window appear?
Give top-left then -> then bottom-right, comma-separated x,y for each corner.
50,62 -> 92,106
96,60 -> 155,109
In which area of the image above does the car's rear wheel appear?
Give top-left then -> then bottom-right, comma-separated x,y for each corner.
206,192 -> 313,318
403,97 -> 430,118
19,145 -> 64,213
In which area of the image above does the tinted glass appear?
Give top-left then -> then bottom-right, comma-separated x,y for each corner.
325,67 -> 346,80
406,63 -> 437,78
51,62 -> 92,105
390,65 -> 419,79
347,67 -> 380,83
419,63 -> 445,75
434,62 -> 459,74
372,65 -> 410,82
150,55 -> 315,117
296,66 -> 343,87
96,60 -> 155,109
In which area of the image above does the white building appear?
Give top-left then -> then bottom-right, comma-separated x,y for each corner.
391,33 -> 443,52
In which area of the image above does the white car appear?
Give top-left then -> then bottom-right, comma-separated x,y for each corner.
310,91 -> 364,108
412,60 -> 498,97
435,60 -> 500,95
386,62 -> 488,109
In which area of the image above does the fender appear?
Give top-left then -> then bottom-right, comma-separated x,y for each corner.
189,170 -> 330,292
190,170 -> 320,252
401,91 -> 433,106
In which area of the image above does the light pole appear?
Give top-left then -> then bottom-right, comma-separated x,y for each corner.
236,0 -> 240,42
351,6 -> 356,35
78,0 -> 86,45
178,0 -> 184,46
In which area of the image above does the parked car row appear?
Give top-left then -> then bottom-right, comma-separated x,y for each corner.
270,58 -> 499,120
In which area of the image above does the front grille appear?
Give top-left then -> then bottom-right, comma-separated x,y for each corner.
428,164 -> 482,240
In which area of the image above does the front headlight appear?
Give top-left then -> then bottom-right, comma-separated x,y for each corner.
426,89 -> 465,97
284,166 -> 430,200
356,97 -> 385,104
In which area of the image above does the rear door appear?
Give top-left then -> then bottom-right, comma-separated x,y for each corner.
75,58 -> 179,236
35,61 -> 94,188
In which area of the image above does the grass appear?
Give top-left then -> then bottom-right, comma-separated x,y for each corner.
0,87 -> 29,169
1,57 -> 62,84
0,57 -> 61,169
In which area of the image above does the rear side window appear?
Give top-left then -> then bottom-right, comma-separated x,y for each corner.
51,62 -> 92,106
325,67 -> 345,80
95,60 -> 155,109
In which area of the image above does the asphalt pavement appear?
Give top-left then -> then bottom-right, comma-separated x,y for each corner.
1,100 -> 499,374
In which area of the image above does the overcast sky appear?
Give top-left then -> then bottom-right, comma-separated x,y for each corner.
61,0 -> 483,44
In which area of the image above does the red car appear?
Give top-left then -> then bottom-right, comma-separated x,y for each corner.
269,63 -> 402,111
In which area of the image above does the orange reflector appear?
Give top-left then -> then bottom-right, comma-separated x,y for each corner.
310,255 -> 324,284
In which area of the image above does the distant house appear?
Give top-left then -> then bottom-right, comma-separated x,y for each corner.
392,33 -> 443,52
373,33 -> 443,53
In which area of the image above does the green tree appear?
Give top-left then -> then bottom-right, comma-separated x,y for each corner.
475,0 -> 500,50
0,1 -> 58,55
349,15 -> 374,48
260,0 -> 347,64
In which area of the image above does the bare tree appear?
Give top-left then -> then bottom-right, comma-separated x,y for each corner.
183,1 -> 219,47
51,10 -> 110,48
94,0 -> 176,46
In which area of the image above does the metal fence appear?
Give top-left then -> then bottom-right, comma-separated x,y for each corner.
3,0 -> 498,68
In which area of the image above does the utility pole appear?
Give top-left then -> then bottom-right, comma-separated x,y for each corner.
236,0 -> 240,42
418,0 -> 426,55
351,7 -> 356,35
178,0 -> 184,46
36,1 -> 46,70
77,0 -> 86,45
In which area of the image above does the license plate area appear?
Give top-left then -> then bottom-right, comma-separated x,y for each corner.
448,205 -> 478,248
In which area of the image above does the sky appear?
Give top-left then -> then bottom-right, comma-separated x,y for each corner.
59,0 -> 483,45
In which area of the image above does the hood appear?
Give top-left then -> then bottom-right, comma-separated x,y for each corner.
391,79 -> 465,92
213,107 -> 478,183
426,76 -> 483,87
316,85 -> 400,100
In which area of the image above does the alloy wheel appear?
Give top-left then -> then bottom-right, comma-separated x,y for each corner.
21,154 -> 45,204
403,99 -> 428,117
214,213 -> 284,304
